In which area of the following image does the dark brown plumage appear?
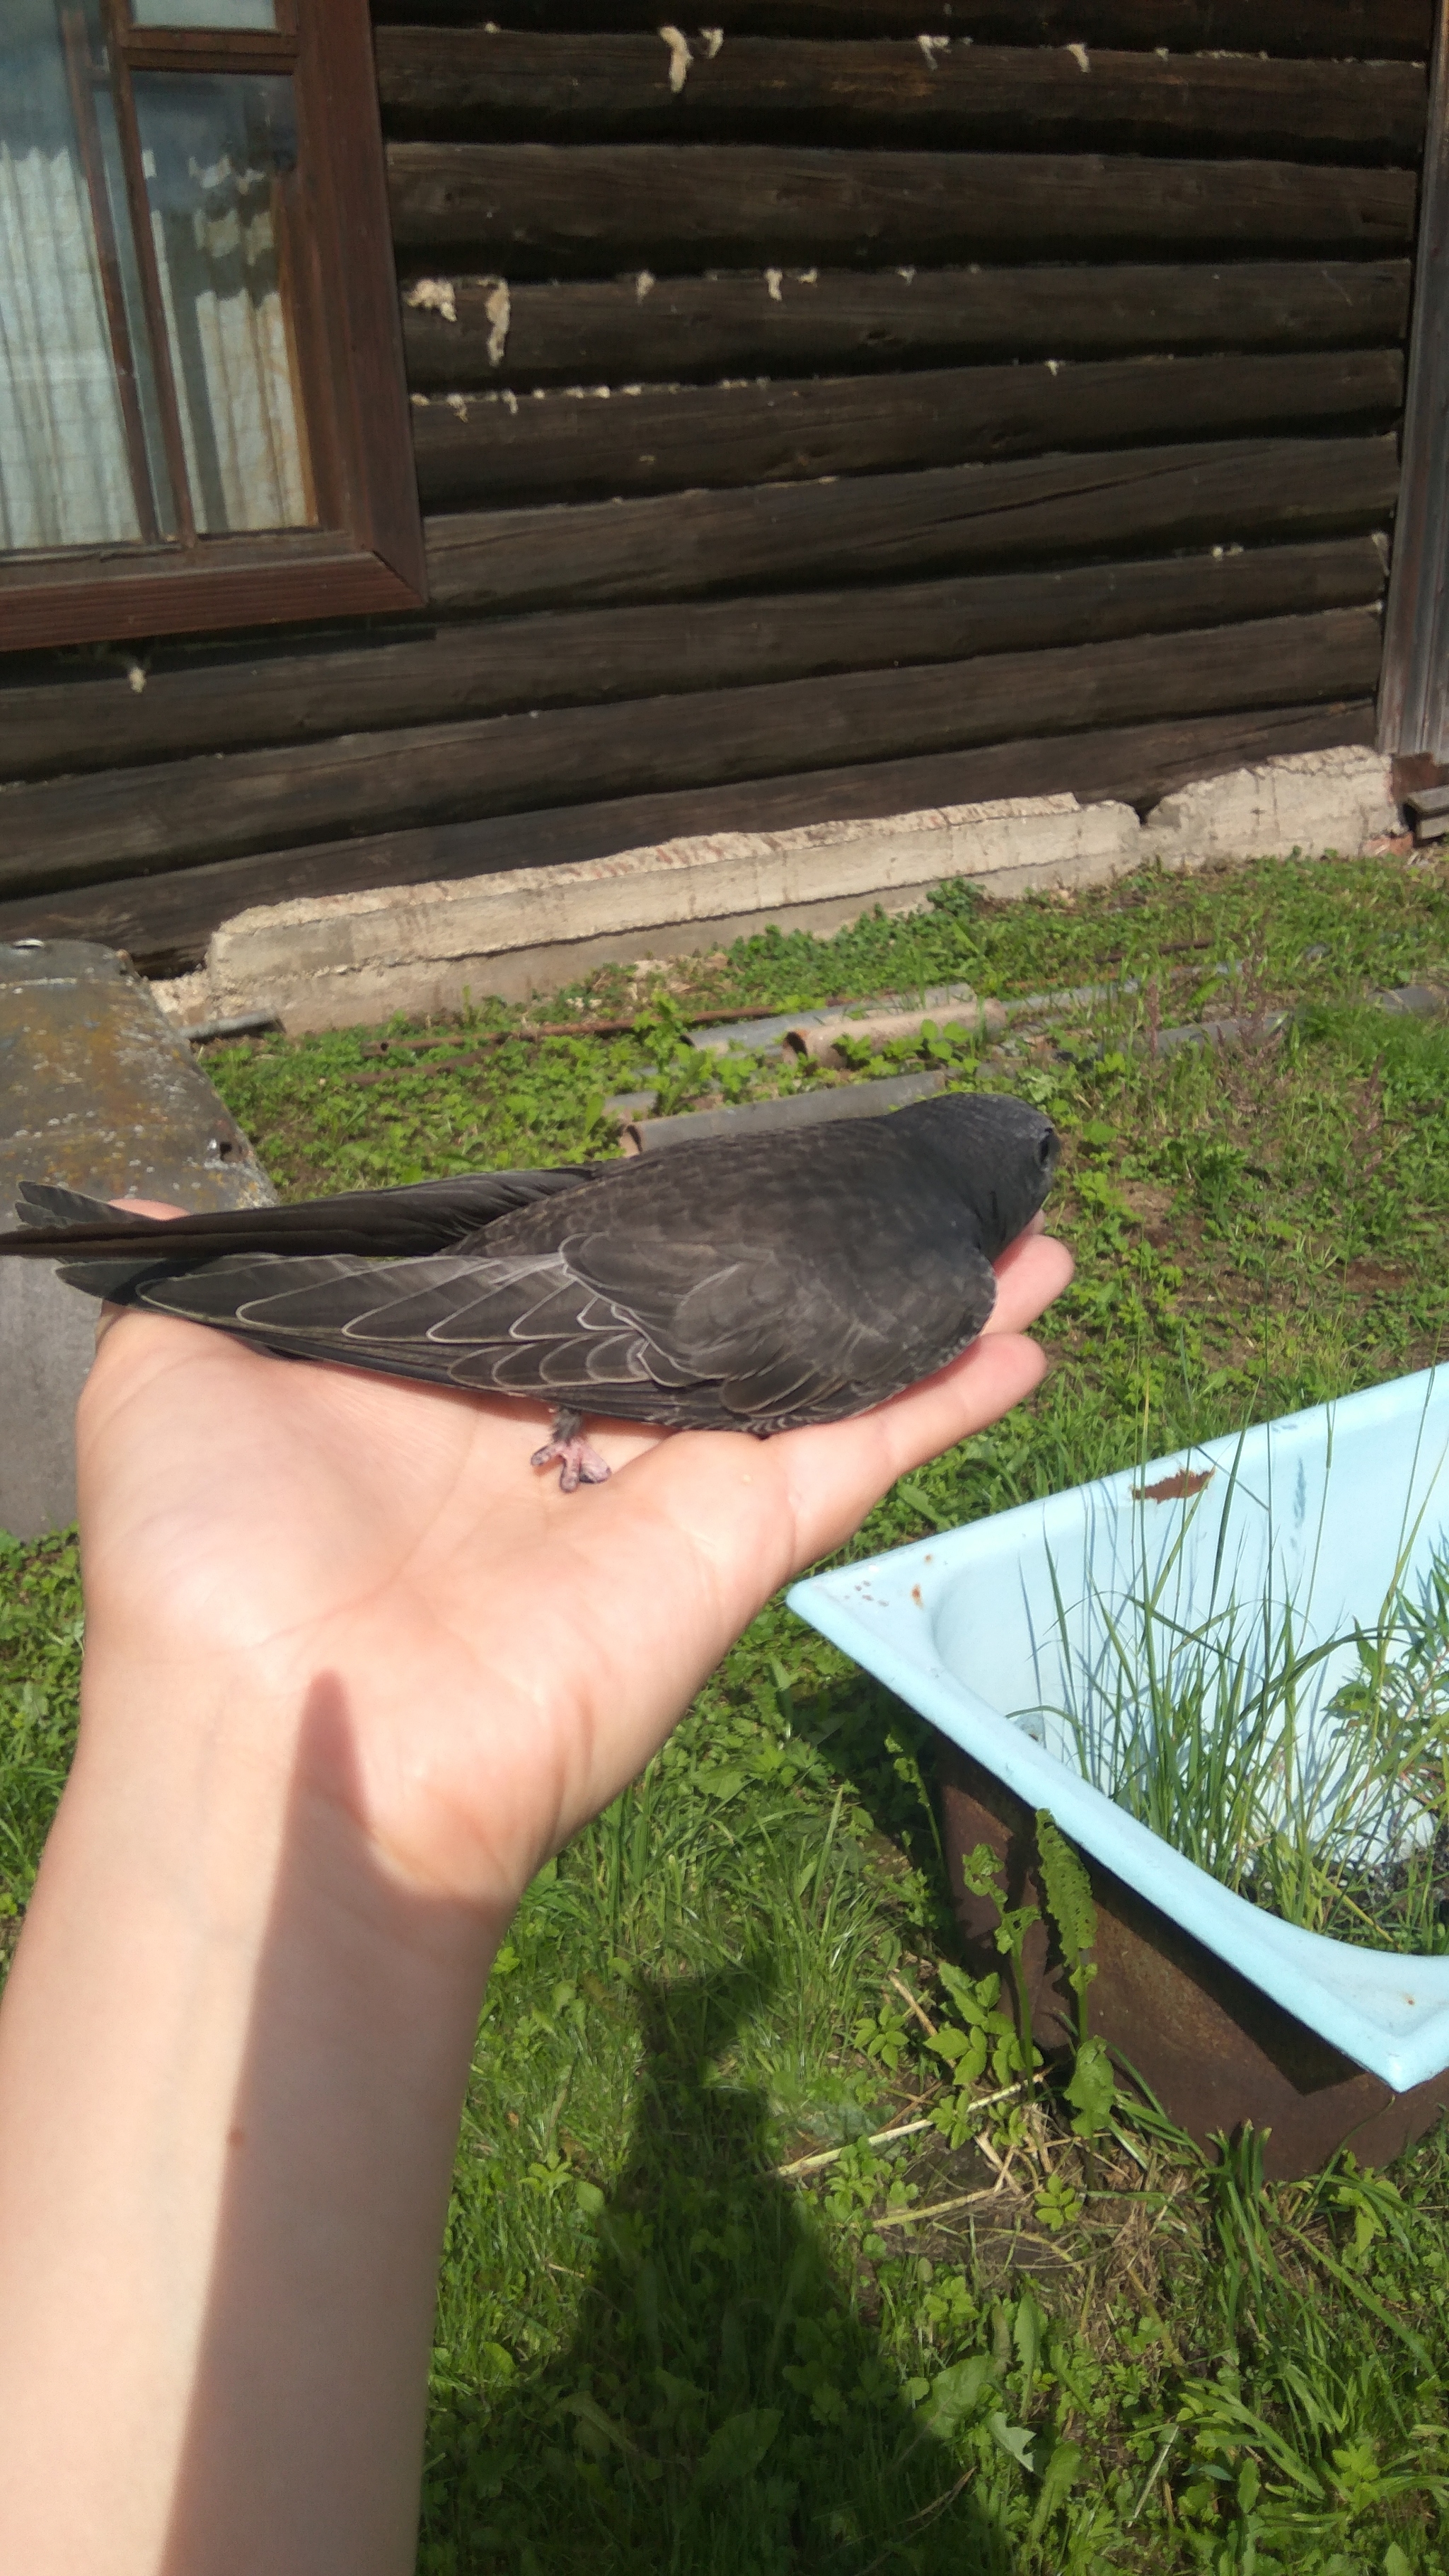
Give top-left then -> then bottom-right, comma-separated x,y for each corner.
3,1092 -> 1058,1485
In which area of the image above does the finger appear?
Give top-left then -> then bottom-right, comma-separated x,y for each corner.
796,1230 -> 1073,1509
786,1226 -> 1073,1536
772,1324 -> 1051,1571
981,1225 -> 1073,1336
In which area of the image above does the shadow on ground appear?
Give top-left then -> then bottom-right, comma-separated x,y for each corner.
420,1960 -> 1005,2575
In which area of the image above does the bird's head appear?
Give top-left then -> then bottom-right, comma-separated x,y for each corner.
900,1090 -> 1061,1257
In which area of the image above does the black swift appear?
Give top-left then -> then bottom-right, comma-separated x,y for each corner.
1,1092 -> 1060,1489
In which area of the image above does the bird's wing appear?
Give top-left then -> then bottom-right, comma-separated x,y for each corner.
558,1221 -> 999,1421
57,1184 -> 1000,1428
109,1239 -> 845,1415
555,1235 -> 866,1418
92,1249 -> 664,1400
8,1165 -> 604,1264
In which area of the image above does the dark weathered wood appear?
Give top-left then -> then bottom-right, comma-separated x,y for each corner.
369,2 -> 1430,64
0,609 -> 1382,893
423,434 -> 1402,613
376,33 -> 1427,162
0,541 -> 1384,782
403,260 -> 1414,393
1380,0 -> 1449,754
0,547 -> 425,659
0,698 -> 1380,976
409,350 -> 1404,511
386,145 -> 1419,270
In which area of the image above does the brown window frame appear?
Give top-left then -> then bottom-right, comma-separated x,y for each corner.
0,0 -> 426,654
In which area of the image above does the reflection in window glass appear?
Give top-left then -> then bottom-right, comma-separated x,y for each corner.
0,0 -> 167,546
133,73 -> 313,533
131,1 -> 279,29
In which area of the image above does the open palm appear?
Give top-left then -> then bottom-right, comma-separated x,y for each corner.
73,1212 -> 1073,1922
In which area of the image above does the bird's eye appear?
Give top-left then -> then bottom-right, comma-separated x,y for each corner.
1038,1132 -> 1058,1167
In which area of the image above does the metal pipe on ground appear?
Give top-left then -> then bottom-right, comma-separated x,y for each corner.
620,1067 -> 947,1153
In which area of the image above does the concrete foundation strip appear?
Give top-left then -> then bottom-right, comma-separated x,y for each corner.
156,748 -> 1404,1038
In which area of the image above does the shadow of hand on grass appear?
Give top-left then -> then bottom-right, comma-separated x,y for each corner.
786,1666 -> 959,1942
425,1959 -> 1000,2576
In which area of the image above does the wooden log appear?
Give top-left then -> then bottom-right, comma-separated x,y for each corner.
386,145 -> 1419,270
0,699 -> 1380,978
0,609 -> 1383,894
0,540 -> 1385,783
409,351 -> 1404,511
376,33 -> 1427,162
403,261 -> 1414,393
423,434 -> 1402,613
1380,0 -> 1449,757
369,2 -> 1430,64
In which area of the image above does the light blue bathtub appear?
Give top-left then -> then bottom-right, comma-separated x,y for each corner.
789,1369 -> 1449,2092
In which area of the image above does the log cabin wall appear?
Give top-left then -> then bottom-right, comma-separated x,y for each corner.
0,0 -> 1430,977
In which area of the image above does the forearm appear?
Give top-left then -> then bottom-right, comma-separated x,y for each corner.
0,1647 -> 500,2576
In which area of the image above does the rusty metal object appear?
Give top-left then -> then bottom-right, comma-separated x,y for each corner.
935,1736 -> 1449,2181
785,1001 -> 1000,1065
1,940 -> 274,1537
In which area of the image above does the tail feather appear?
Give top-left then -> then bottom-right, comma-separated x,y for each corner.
16,1182 -> 154,1231
3,1164 -> 606,1263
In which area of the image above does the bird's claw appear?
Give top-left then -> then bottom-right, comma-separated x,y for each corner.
531,1429 -> 612,1493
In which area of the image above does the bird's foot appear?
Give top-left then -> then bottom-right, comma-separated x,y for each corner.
531,1412 -> 611,1494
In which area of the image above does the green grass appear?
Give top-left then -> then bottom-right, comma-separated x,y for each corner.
5,847 -> 1449,2571
1043,1493 -> 1449,1957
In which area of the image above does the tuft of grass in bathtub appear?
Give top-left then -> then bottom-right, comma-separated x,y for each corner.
1037,1478 -> 1449,1957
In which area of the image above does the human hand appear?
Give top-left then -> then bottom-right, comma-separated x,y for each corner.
76,1210 -> 1073,1926
0,1208 -> 1070,2574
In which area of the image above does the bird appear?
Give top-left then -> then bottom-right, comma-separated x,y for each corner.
1,1091 -> 1060,1490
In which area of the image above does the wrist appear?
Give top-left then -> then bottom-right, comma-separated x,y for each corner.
0,1640 -> 499,2575
69,1629 -> 517,1970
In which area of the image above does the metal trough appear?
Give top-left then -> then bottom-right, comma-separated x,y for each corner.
790,1370 -> 1449,2178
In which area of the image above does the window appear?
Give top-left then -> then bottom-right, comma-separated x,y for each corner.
0,0 -> 425,651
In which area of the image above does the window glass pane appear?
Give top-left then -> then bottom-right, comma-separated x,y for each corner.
0,0 -> 173,550
131,1 -> 279,29
132,71 -> 314,533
